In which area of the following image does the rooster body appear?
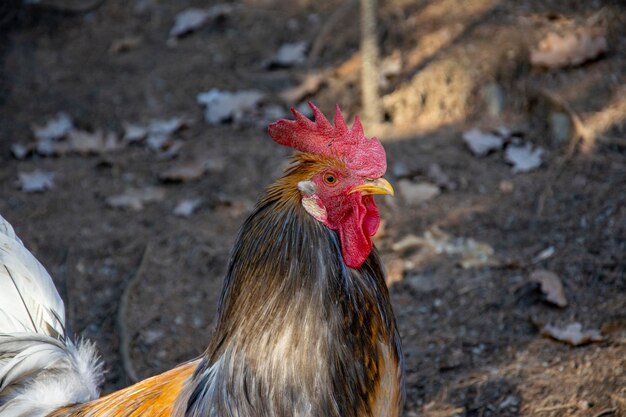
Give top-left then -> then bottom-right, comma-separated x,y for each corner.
0,104 -> 404,417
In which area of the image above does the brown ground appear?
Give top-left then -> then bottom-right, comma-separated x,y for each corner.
0,0 -> 624,416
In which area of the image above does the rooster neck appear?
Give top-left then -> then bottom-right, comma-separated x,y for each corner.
181,184 -> 403,417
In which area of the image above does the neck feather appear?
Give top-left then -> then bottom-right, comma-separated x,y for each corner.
180,164 -> 397,417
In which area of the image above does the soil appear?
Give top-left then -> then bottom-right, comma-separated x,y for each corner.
0,1 -> 624,416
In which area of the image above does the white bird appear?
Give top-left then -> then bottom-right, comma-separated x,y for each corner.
0,214 -> 102,417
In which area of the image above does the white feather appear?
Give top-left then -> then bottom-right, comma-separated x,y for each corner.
0,214 -> 103,417
0,215 -> 64,337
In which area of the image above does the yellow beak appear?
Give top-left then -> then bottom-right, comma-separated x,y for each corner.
349,178 -> 395,196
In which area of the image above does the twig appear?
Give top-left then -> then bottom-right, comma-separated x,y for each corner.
534,89 -> 590,216
592,409 -> 616,417
533,403 -> 578,413
538,88 -> 594,158
307,0 -> 358,66
117,243 -> 151,384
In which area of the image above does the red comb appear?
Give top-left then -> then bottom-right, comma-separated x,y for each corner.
268,102 -> 386,178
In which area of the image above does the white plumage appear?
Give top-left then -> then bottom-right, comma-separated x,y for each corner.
0,215 -> 103,417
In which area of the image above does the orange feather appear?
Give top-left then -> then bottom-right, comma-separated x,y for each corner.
47,361 -> 198,417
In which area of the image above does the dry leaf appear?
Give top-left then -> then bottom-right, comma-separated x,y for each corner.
158,160 -> 206,182
146,134 -> 171,152
393,228 -> 495,269
144,117 -> 188,151
66,130 -> 123,155
499,180 -> 514,193
32,113 -> 73,142
156,140 -> 185,160
173,198 -> 204,217
531,29 -> 607,69
462,128 -> 503,156
505,143 -> 543,173
109,36 -> 142,54
530,269 -> 568,307
106,187 -> 166,211
533,246 -> 555,262
169,5 -> 233,39
267,42 -> 307,67
11,143 -> 32,160
148,117 -> 188,136
123,123 -> 149,143
541,322 -> 603,346
397,180 -> 440,205
17,170 -> 55,193
196,89 -> 264,125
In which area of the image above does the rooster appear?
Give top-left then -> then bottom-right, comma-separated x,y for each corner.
0,103 -> 404,417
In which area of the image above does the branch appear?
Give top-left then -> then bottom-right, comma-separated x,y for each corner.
116,243 -> 151,384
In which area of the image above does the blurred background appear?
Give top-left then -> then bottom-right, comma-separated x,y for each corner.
0,0 -> 624,416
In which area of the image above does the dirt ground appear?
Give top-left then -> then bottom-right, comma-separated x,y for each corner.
0,0 -> 624,416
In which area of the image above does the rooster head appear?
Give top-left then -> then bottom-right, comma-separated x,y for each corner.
268,102 -> 393,269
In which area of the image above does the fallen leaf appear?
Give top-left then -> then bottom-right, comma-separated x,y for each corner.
505,143 -> 543,173
66,130 -> 123,155
67,130 -> 104,155
398,180 -> 440,205
32,113 -> 73,142
530,269 -> 568,307
35,137 -> 59,156
169,5 -> 233,39
109,36 -> 142,54
146,133 -> 171,152
531,29 -> 607,69
158,160 -> 206,182
106,187 -> 166,211
11,143 -> 32,160
156,140 -> 184,160
196,89 -> 264,125
148,117 -> 188,136
499,180 -> 514,194
123,123 -> 149,143
17,170 -> 55,192
533,246 -> 556,262
462,128 -> 504,156
540,322 -> 603,346
267,42 -> 307,68
393,227 -> 495,269
173,198 -> 204,217
145,117 -> 188,151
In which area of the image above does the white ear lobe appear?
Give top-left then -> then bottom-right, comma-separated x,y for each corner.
298,180 -> 328,223
297,180 -> 317,195
301,195 -> 328,224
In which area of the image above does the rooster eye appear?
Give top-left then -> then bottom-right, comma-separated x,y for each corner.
323,173 -> 337,185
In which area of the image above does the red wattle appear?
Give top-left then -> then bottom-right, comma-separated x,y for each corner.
337,195 -> 380,269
